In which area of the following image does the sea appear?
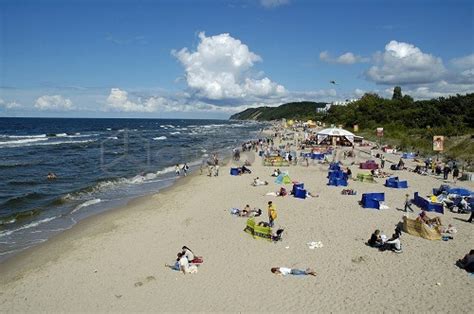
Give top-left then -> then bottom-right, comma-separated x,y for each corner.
0,117 -> 264,262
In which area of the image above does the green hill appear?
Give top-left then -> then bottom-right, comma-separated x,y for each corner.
229,101 -> 327,121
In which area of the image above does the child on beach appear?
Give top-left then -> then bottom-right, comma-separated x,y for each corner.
404,194 -> 414,212
175,164 -> 180,176
271,267 -> 317,276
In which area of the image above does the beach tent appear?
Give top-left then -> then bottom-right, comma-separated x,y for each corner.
316,127 -> 359,145
275,173 -> 292,184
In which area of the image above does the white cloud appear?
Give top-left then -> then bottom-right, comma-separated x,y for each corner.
34,95 -> 74,111
354,88 -> 366,97
320,51 -> 368,64
0,98 -> 23,110
366,40 -> 445,85
105,88 -> 254,114
172,32 -> 286,100
260,0 -> 290,8
402,80 -> 474,99
450,53 -> 474,69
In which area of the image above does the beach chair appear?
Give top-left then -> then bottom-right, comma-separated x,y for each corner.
361,193 -> 385,209
385,176 -> 408,188
413,192 -> 444,214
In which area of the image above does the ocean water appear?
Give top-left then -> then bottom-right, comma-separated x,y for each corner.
0,118 -> 263,261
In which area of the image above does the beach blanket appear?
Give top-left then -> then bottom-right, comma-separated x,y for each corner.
403,216 -> 442,240
355,173 -> 375,183
244,218 -> 272,241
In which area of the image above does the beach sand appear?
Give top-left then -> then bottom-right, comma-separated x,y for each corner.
1,143 -> 473,312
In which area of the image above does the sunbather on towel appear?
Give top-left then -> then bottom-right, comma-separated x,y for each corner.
417,211 -> 442,227
253,177 -> 268,186
271,267 -> 317,276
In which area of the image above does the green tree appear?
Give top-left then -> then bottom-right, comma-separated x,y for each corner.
392,86 -> 403,100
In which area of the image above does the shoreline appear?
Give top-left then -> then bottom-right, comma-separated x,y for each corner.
0,167 -> 193,279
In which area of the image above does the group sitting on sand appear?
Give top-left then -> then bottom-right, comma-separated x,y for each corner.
368,228 -> 402,253
165,246 -> 203,274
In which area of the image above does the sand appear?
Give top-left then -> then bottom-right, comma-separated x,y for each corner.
1,138 -> 473,312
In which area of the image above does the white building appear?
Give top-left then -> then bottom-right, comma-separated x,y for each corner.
317,98 -> 358,113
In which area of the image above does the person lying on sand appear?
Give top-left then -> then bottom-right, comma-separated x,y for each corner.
271,169 -> 281,177
252,177 -> 268,186
241,165 -> 252,174
417,211 -> 442,227
271,267 -> 317,276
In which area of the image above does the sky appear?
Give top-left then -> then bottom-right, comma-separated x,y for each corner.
0,0 -> 473,118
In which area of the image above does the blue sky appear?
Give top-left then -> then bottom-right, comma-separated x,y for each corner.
0,0 -> 473,118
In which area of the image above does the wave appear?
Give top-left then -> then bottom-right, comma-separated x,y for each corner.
0,134 -> 47,139
170,131 -> 180,135
153,136 -> 167,140
0,216 -> 57,237
0,139 -> 97,149
0,192 -> 45,209
0,138 -> 48,146
71,199 -> 102,214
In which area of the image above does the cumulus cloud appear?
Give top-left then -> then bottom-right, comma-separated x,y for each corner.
320,51 -> 368,64
0,98 -> 23,110
260,0 -> 290,8
34,95 -> 74,111
172,32 -> 286,100
366,40 -> 445,85
105,88 -> 252,114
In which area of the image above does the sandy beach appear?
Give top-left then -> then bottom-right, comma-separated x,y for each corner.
1,136 -> 473,312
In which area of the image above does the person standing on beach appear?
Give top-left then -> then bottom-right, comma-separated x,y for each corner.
175,164 -> 180,176
182,163 -> 189,176
268,201 -> 277,227
380,155 -> 385,169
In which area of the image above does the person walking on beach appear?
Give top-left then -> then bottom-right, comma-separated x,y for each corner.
380,155 -> 385,169
175,164 -> 180,176
404,194 -> 414,212
182,163 -> 189,176
268,201 -> 277,227
452,166 -> 459,184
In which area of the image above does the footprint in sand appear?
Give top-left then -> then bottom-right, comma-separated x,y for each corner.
351,256 -> 368,264
134,275 -> 156,287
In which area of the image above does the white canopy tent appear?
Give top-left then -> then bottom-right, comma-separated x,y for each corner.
316,127 -> 358,145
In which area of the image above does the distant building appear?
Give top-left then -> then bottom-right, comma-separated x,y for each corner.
317,98 -> 358,113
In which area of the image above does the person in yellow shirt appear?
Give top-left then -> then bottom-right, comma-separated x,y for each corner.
267,201 -> 277,227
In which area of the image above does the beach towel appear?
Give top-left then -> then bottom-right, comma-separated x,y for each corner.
403,216 -> 442,240
244,218 -> 272,241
